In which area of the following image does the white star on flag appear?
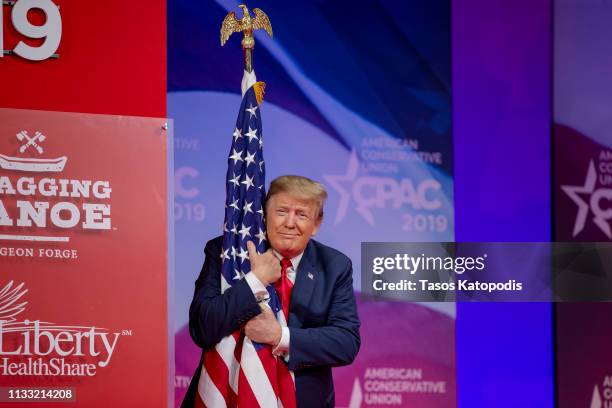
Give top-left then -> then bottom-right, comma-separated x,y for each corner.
220,249 -> 230,261
229,173 -> 240,187
237,247 -> 249,263
245,126 -> 259,143
244,151 -> 257,167
246,104 -> 258,118
239,223 -> 251,239
232,127 -> 242,141
255,228 -> 267,244
242,174 -> 255,190
229,148 -> 243,164
243,201 -> 254,214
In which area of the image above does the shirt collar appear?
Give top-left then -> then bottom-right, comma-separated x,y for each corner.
272,249 -> 304,271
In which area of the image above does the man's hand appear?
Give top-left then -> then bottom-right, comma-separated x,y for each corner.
247,241 -> 281,286
244,305 -> 282,346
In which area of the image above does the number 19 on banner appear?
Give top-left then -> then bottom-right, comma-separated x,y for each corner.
1,0 -> 62,61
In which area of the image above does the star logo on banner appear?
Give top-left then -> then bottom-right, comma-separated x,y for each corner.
590,385 -> 602,408
246,104 -> 258,118
324,149 -> 362,224
561,160 -> 612,238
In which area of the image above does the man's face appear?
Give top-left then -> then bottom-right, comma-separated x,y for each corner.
265,191 -> 321,259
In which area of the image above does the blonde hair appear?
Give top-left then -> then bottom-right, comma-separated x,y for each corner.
266,175 -> 328,220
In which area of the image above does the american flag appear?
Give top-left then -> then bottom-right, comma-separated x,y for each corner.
196,85 -> 296,408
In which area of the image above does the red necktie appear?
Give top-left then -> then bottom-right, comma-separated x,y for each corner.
275,258 -> 294,319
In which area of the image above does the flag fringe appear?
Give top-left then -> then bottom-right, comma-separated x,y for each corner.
253,82 -> 266,105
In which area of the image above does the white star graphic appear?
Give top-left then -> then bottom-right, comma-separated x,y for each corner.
245,126 -> 259,143
246,104 -> 258,118
230,246 -> 238,260
324,149 -> 362,224
220,248 -> 230,261
228,172 -> 240,187
256,206 -> 264,217
244,151 -> 256,167
223,222 -> 229,233
242,174 -> 255,190
255,228 -> 267,244
229,148 -> 243,164
232,127 -> 242,141
243,201 -> 254,214
562,160 -> 611,238
230,223 -> 238,234
239,223 -> 251,239
233,269 -> 244,280
229,199 -> 240,211
259,160 -> 265,172
237,247 -> 249,263
259,136 -> 264,148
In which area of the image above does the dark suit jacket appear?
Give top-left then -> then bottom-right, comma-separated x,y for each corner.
182,235 -> 360,408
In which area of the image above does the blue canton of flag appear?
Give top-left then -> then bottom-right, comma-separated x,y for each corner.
220,86 -> 281,323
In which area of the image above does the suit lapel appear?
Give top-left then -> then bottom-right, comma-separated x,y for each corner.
288,240 -> 317,327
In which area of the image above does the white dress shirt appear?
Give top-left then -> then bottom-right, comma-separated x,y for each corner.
245,250 -> 303,360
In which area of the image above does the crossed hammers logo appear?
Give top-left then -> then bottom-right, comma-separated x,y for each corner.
16,131 -> 46,154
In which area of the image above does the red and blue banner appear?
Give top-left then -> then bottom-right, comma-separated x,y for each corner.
0,108 -> 172,407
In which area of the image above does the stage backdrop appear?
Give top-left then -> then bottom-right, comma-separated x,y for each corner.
0,108 -> 172,407
170,1 -> 455,407
554,1 -> 612,407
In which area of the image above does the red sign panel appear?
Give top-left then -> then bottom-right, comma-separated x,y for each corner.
0,108 -> 170,407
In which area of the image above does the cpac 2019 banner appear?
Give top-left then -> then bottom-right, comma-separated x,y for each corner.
0,108 -> 172,407
554,1 -> 612,407
170,1 -> 455,407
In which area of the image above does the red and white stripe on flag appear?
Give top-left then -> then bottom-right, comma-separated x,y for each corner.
196,305 -> 296,407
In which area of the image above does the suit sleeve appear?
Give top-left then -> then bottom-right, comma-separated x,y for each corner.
287,258 -> 361,371
189,238 -> 262,350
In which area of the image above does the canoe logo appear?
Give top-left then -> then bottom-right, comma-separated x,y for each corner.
0,130 -> 113,243
0,131 -> 67,173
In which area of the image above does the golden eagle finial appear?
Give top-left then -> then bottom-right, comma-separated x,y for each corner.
220,5 -> 273,73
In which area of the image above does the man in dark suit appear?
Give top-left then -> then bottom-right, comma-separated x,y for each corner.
183,175 -> 360,407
